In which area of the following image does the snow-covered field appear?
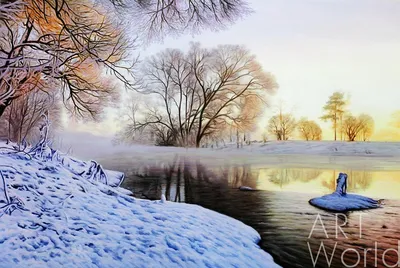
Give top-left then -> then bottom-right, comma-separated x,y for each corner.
217,140 -> 400,157
58,131 -> 400,160
57,131 -> 400,156
56,132 -> 400,171
0,143 -> 279,268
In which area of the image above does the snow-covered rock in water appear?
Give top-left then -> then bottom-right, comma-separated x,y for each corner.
239,186 -> 255,191
0,146 -> 280,268
309,173 -> 381,212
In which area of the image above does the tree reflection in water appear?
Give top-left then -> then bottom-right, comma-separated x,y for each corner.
268,168 -> 323,188
125,158 -> 261,202
264,168 -> 372,192
117,159 -> 399,268
123,158 -> 374,203
322,170 -> 372,192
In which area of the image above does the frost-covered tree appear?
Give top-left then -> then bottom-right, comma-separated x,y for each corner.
108,0 -> 250,40
342,113 -> 374,141
233,94 -> 265,147
134,43 -> 277,147
0,89 -> 60,144
358,114 -> 374,141
267,113 -> 296,141
297,118 -> 322,141
342,115 -> 362,141
1,0 -> 250,120
113,94 -> 144,144
0,0 -> 136,119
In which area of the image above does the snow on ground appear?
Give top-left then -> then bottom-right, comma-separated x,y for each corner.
0,143 -> 279,268
55,131 -> 400,172
309,192 -> 381,212
58,131 -> 400,160
215,141 -> 400,157
309,173 -> 381,212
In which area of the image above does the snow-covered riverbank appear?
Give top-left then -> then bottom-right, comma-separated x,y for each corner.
58,131 -> 400,159
58,131 -> 400,160
0,143 -> 279,267
54,131 -> 400,172
216,140 -> 400,157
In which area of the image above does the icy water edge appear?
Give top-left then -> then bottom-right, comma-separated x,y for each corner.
101,155 -> 400,268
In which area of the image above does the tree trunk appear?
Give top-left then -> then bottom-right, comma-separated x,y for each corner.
0,105 -> 7,119
0,98 -> 13,119
334,119 -> 337,141
236,128 -> 239,148
339,114 -> 343,141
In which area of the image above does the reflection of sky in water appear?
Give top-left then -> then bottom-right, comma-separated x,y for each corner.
256,168 -> 400,200
115,161 -> 400,268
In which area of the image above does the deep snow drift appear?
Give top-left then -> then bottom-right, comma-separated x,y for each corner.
0,143 -> 279,268
309,173 -> 381,212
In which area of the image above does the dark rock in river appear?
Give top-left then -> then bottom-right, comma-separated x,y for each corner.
239,186 -> 255,191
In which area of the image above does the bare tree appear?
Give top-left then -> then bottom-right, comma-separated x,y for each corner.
261,132 -> 268,143
0,1 -> 23,19
233,94 -> 264,146
342,113 -> 373,141
267,113 -> 296,140
114,0 -> 251,40
358,114 -> 374,141
1,0 -> 251,123
390,110 -> 400,129
342,115 -> 362,141
0,89 -> 60,143
297,118 -> 322,141
0,0 -> 135,120
113,94 -> 144,144
151,123 -> 179,146
134,43 -> 277,147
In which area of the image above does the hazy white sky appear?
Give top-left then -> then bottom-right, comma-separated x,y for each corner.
71,0 -> 400,138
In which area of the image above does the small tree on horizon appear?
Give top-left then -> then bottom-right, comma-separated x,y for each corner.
297,118 -> 322,141
320,92 -> 347,141
342,113 -> 374,141
390,111 -> 400,129
267,113 -> 296,140
359,114 -> 374,141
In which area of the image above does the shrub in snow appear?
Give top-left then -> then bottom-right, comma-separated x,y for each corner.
3,113 -> 125,188
84,160 -> 109,185
0,167 -> 28,217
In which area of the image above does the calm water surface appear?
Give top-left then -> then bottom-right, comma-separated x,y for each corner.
102,157 -> 400,268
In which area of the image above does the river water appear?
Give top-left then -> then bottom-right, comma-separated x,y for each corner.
101,155 -> 400,268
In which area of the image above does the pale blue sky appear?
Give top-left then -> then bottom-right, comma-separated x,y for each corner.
72,0 -> 400,138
